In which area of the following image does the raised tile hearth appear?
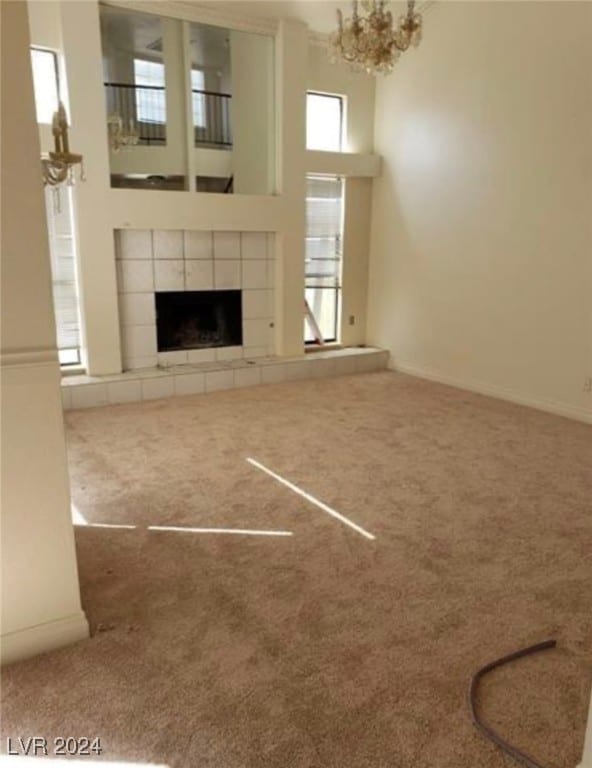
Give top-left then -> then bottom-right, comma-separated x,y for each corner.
61,348 -> 389,410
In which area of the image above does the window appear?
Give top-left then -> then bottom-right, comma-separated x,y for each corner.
45,187 -> 83,367
191,69 -> 206,129
306,92 -> 344,152
133,58 -> 166,124
30,48 -> 59,124
304,175 -> 344,344
30,46 -> 83,367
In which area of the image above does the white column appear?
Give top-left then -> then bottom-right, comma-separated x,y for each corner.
60,0 -> 121,375
230,29 -> 275,195
274,19 -> 307,357
162,16 -> 189,180
0,0 -> 88,665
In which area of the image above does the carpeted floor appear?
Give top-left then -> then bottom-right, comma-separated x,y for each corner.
2,371 -> 591,767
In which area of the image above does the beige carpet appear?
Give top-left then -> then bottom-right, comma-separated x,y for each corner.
2,371 -> 591,767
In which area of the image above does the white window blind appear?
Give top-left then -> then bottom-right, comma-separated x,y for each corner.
305,175 -> 343,287
305,175 -> 344,342
45,187 -> 82,365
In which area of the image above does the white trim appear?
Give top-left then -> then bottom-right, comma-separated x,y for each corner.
0,612 -> 89,666
391,360 -> 592,425
306,150 -> 381,178
103,1 -> 278,35
0,347 -> 58,368
579,691 -> 592,768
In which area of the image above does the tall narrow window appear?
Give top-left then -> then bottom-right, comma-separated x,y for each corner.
306,92 -> 344,152
305,175 -> 344,344
45,188 -> 82,366
30,46 -> 83,366
133,58 -> 166,124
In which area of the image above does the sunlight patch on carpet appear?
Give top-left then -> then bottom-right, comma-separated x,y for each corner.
147,525 -> 293,537
246,457 -> 376,541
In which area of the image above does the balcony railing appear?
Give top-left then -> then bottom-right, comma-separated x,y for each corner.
103,82 -> 232,148
104,82 -> 166,145
192,89 -> 232,148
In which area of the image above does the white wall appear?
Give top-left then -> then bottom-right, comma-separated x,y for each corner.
0,1 -> 88,665
368,1 -> 592,423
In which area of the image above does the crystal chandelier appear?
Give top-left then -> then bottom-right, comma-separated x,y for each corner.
107,114 -> 139,153
330,0 -> 423,75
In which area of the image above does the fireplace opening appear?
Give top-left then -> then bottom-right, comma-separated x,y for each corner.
155,290 -> 242,351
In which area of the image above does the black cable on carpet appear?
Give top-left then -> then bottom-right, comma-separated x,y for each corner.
468,639 -> 556,768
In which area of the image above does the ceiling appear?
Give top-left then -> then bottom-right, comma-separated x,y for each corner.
195,1 -> 411,35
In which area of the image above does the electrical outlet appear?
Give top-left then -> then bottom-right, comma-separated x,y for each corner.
349,315 -> 355,326
584,377 -> 592,393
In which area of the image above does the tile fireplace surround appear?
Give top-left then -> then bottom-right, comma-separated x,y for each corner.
116,229 -> 275,371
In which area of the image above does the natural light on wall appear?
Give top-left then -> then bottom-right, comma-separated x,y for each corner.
306,92 -> 344,152
31,48 -> 59,123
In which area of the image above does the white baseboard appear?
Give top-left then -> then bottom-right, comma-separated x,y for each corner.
579,695 -> 592,768
390,361 -> 592,425
1,612 -> 89,666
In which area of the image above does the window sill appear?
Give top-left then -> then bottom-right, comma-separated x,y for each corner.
305,342 -> 343,354
61,364 -> 86,377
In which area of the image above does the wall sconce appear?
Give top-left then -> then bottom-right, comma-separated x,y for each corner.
41,102 -> 84,210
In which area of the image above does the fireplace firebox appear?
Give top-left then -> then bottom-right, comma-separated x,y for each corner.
155,291 -> 242,352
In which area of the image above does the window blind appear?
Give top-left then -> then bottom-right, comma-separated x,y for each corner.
305,175 -> 344,287
45,187 -> 81,362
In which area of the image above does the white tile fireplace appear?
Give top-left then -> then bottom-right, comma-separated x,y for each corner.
115,229 -> 275,371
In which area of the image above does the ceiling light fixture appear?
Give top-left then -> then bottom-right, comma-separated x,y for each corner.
330,0 -> 423,75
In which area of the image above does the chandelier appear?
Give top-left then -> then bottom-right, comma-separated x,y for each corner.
107,114 -> 140,153
330,0 -> 422,75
